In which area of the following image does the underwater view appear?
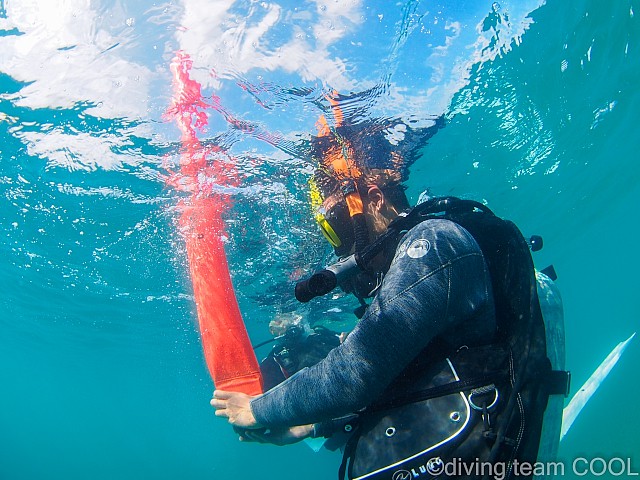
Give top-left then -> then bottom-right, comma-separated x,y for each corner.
1,0 -> 639,479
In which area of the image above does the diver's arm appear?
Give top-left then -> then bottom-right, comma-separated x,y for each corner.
250,219 -> 494,428
239,424 -> 314,446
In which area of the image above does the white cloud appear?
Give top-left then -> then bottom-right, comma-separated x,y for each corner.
17,128 -> 154,173
175,0 -> 364,90
430,21 -> 461,57
311,0 -> 361,50
0,0 -> 154,119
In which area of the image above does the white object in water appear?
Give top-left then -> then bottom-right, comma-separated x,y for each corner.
560,332 -> 636,441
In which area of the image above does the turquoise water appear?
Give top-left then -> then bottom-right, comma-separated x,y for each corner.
1,0 -> 638,479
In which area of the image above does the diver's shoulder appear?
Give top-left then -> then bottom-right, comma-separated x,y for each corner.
402,217 -> 481,252
405,216 -> 471,237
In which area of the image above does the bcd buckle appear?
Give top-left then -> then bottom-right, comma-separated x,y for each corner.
469,384 -> 499,434
468,384 -> 499,411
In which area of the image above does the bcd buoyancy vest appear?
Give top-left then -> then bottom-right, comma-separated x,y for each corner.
338,197 -> 571,480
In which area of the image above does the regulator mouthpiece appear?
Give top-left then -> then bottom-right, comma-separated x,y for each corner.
295,255 -> 359,303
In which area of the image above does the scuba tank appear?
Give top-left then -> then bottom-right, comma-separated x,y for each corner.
535,270 -> 566,475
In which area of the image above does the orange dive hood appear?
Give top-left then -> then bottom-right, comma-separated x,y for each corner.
315,93 -> 363,217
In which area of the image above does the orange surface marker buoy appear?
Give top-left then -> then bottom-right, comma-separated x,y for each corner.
166,51 -> 263,396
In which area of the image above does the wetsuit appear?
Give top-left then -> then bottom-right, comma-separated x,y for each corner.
251,218 -> 496,428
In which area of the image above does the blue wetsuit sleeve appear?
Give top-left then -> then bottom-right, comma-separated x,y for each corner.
250,219 -> 493,428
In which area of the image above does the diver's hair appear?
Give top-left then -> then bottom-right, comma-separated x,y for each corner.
314,167 -> 410,211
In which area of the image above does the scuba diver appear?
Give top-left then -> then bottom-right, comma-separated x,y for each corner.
212,101 -> 569,479
257,313 -> 342,391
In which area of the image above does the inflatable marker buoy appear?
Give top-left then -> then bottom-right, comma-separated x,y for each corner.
167,51 -> 263,396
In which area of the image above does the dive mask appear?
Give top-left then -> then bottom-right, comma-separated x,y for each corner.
316,201 -> 355,257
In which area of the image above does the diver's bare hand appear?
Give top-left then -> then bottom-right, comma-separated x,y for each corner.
240,425 -> 313,446
211,390 -> 262,429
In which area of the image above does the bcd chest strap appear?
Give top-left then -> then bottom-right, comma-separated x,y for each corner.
366,360 -> 570,415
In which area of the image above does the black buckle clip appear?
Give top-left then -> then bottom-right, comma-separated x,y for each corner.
547,370 -> 571,397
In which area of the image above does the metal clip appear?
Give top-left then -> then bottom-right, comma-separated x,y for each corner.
468,384 -> 499,411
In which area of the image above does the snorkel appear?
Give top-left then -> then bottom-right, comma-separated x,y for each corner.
297,96 -> 373,303
314,96 -> 370,257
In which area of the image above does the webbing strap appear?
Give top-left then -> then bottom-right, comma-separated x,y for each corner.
366,372 -> 509,413
339,422 -> 361,480
546,370 -> 571,397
